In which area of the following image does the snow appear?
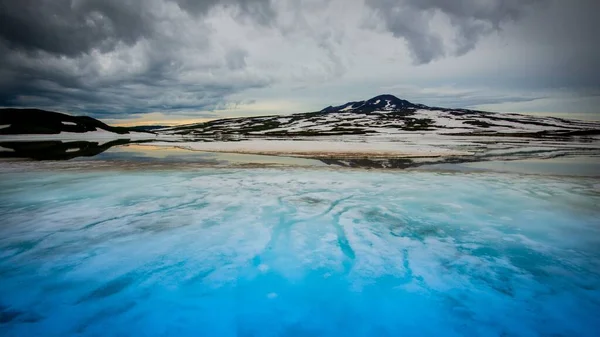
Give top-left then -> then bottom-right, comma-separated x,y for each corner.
0,168 -> 598,336
0,145 -> 14,152
288,121 -> 316,129
408,110 -> 477,134
305,124 -> 334,131
408,109 -> 599,134
384,100 -> 391,110
476,118 -> 558,131
61,121 -> 78,126
145,139 -> 472,158
0,124 -> 10,130
172,107 -> 599,139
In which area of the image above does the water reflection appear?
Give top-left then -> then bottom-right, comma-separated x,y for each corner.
1,140 -> 599,176
0,140 -> 435,169
0,140 -> 152,161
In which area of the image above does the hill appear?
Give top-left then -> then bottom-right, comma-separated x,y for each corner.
160,95 -> 599,138
0,108 -> 144,135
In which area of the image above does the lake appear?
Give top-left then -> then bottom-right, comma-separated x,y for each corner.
1,145 -> 599,336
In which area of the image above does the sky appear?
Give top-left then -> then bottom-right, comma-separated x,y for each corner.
0,0 -> 599,125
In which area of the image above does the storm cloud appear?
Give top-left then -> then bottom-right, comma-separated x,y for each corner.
366,0 -> 544,63
0,0 -> 274,116
0,0 -> 597,119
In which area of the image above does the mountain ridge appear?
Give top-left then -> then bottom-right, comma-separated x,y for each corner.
320,94 -> 425,114
161,94 -> 599,137
0,108 -> 149,135
1,95 -> 599,139
1,95 -> 599,162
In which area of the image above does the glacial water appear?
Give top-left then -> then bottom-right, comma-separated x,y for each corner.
1,168 -> 599,336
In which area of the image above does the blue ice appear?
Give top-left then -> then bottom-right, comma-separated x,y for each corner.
0,168 -> 599,336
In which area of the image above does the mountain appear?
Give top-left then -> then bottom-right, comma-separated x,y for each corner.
0,108 -> 145,135
320,94 -> 424,114
162,94 -> 600,138
1,96 -> 598,163
128,125 -> 169,132
2,96 -> 599,140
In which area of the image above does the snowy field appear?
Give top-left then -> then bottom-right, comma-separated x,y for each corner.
146,139 -> 473,158
142,133 -> 600,161
1,167 -> 599,336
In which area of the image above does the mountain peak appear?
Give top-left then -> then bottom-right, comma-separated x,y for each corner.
320,94 -> 419,114
368,94 -> 403,101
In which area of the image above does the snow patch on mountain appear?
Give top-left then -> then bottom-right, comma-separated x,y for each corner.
162,95 -> 599,139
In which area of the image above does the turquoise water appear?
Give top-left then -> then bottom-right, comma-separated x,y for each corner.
0,168 -> 599,336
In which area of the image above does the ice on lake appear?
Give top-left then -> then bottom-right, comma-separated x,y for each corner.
0,168 -> 599,336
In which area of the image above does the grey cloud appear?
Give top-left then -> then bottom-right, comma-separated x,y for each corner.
0,0 -> 596,119
170,0 -> 275,25
225,49 -> 248,70
450,17 -> 492,56
0,0 -> 155,57
366,0 -> 543,64
0,45 -> 269,118
406,0 -> 542,25
364,1 -> 445,63
0,0 -> 273,57
380,84 -> 547,108
0,0 -> 272,117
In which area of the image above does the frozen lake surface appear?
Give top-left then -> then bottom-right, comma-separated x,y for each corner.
1,167 -> 599,336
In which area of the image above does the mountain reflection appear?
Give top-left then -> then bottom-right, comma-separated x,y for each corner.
0,140 -> 433,169
0,140 -> 151,161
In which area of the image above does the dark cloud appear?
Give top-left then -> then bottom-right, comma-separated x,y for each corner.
0,0 -> 155,57
225,49 -> 248,70
171,0 -> 275,25
0,0 -> 273,117
366,0 -> 544,64
0,0 -> 274,57
0,0 -> 596,119
0,35 -> 268,118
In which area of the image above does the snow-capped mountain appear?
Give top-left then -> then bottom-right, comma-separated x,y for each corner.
163,95 -> 599,138
320,94 -> 424,114
2,96 -> 599,162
